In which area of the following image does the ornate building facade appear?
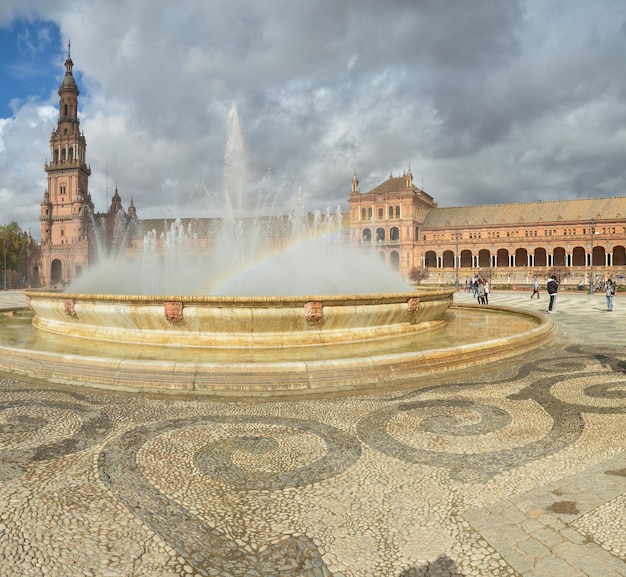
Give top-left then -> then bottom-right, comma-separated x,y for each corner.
348,169 -> 626,288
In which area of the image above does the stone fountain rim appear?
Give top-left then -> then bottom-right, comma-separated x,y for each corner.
24,289 -> 452,305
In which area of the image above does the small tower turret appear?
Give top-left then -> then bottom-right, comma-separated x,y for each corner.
350,171 -> 360,195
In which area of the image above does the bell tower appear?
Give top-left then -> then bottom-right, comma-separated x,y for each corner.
39,42 -> 93,286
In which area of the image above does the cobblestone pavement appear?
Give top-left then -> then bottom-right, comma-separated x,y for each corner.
0,289 -> 625,576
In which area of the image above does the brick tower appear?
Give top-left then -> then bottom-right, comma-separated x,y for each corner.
35,41 -> 93,287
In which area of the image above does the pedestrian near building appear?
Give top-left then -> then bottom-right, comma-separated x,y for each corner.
531,277 -> 540,299
606,278 -> 615,311
477,278 -> 486,304
547,275 -> 559,313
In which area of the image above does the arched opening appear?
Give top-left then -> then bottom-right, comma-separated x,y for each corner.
478,249 -> 491,268
362,228 -> 371,242
389,251 -> 400,270
613,245 -> 626,266
442,250 -> 455,268
534,247 -> 547,267
50,259 -> 63,286
376,227 -> 385,242
390,227 -> 400,241
515,248 -> 528,266
460,249 -> 472,268
553,247 -> 566,267
496,248 -> 509,267
592,246 -> 605,266
572,246 -> 586,266
424,250 -> 437,268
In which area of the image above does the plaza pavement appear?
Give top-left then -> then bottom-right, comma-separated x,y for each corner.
0,288 -> 624,576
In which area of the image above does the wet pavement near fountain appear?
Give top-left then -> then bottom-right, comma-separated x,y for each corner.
0,289 -> 625,576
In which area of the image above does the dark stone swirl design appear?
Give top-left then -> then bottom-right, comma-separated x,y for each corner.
358,399 -> 552,483
99,415 -> 361,576
0,413 -> 47,433
194,417 -> 361,491
358,345 -> 626,484
585,382 -> 626,400
414,401 -> 512,436
0,397 -> 111,482
525,357 -> 588,373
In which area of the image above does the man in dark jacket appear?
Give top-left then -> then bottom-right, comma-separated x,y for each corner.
547,275 -> 559,313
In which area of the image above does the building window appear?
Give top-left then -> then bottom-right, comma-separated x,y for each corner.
361,208 -> 366,220
368,207 -> 372,219
378,208 -> 384,219
396,206 -> 401,218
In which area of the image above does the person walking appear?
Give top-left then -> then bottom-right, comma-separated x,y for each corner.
530,276 -> 540,299
483,278 -> 490,305
547,275 -> 559,313
606,278 -> 615,311
477,278 -> 486,304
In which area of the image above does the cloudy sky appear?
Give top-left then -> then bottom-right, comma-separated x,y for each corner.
1,0 -> 626,240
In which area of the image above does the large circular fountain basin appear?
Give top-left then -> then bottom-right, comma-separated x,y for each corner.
0,289 -> 557,397
25,290 -> 453,348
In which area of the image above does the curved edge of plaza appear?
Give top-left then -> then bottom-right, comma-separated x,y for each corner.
0,304 -> 557,397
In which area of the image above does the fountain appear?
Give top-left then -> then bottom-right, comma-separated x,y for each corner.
13,103 -> 555,396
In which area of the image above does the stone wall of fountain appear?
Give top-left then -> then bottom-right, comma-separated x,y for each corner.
25,289 -> 453,348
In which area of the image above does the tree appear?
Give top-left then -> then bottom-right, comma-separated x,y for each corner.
408,266 -> 430,285
0,222 -> 29,289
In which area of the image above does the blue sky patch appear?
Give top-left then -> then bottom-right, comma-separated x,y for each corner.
0,20 -> 63,117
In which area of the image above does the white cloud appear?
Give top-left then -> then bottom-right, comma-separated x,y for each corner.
1,0 -> 626,239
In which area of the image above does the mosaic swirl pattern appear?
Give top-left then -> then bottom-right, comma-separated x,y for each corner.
99,415 -> 361,576
358,346 -> 626,483
0,396 -> 111,482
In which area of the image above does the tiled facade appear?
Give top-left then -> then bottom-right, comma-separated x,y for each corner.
349,170 -> 626,288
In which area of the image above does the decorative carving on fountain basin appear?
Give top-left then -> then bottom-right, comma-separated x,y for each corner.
164,301 -> 184,323
407,297 -> 420,313
64,298 -> 76,317
304,301 -> 323,322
